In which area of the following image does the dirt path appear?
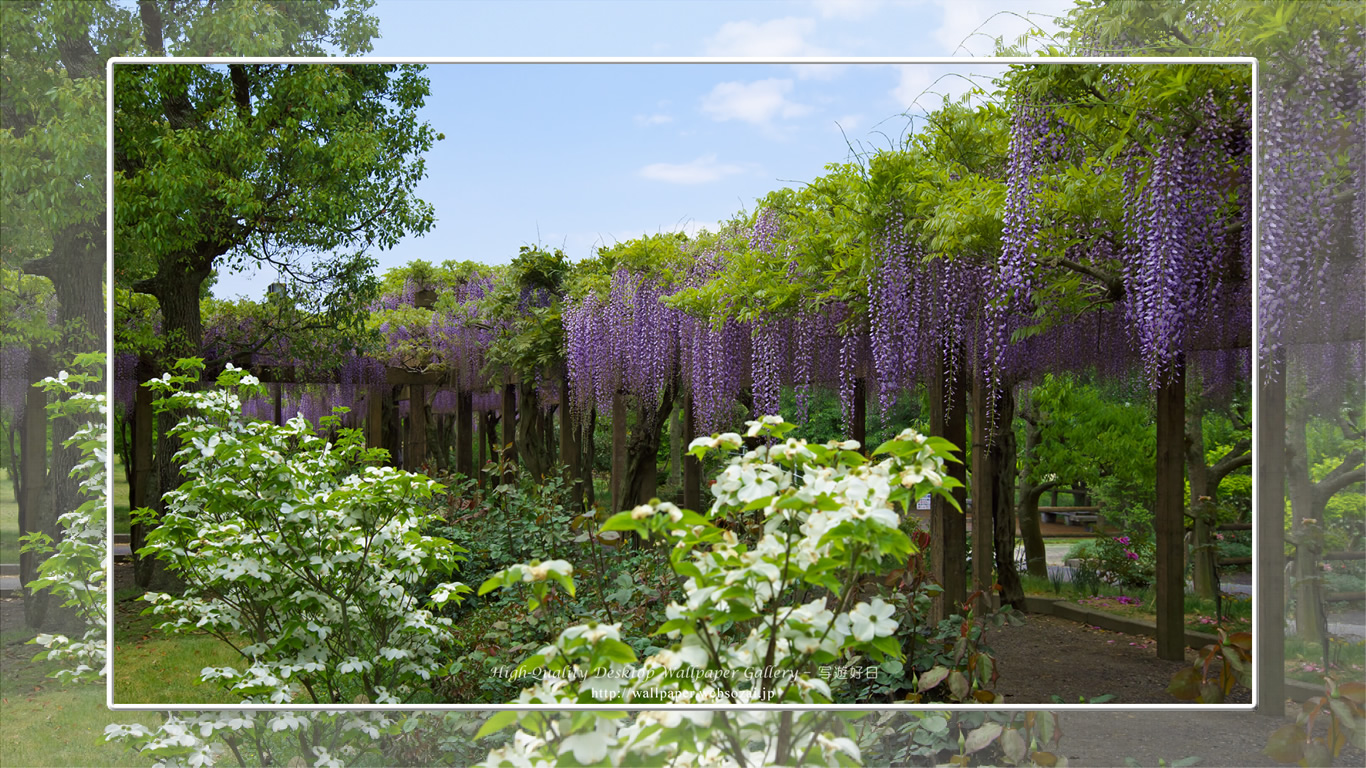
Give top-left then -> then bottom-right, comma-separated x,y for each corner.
986,610 -> 1363,767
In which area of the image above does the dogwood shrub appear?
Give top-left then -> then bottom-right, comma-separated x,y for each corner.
129,360 -> 470,705
20,354 -> 109,683
477,415 -> 963,766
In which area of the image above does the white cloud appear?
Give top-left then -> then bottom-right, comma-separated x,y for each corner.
639,154 -> 747,185
831,113 -> 865,134
701,79 -> 811,125
705,17 -> 825,57
810,0 -> 884,20
634,113 -> 674,126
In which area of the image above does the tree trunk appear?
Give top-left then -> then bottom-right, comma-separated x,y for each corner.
19,351 -> 51,628
930,352 -> 967,622
455,390 -> 474,479
970,369 -> 995,613
992,384 -> 1024,610
559,372 -> 580,505
130,367 -> 156,587
1186,401 -> 1218,599
852,376 -> 867,450
385,385 -> 402,468
1286,393 -> 1326,647
1255,353 -> 1287,714
669,403 -> 682,488
623,377 -> 677,510
515,378 -> 548,481
501,381 -> 517,484
1155,358 -> 1186,661
1016,394 -> 1051,580
683,393 -> 702,512
581,407 -> 597,511
611,391 -> 628,513
133,248 -> 216,588
406,384 -> 427,471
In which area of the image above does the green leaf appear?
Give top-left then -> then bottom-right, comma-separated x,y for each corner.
475,710 -> 520,740
1263,723 -> 1305,763
1167,666 -> 1201,701
918,666 -> 950,692
964,722 -> 1002,754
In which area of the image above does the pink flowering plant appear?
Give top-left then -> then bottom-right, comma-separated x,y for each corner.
1088,531 -> 1156,591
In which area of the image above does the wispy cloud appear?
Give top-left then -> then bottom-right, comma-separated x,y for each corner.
810,0 -> 885,20
634,113 -> 674,126
705,17 -> 825,57
704,17 -> 844,80
701,79 -> 811,125
639,154 -> 747,185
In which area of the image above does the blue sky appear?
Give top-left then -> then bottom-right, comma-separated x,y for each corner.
211,0 -> 1073,299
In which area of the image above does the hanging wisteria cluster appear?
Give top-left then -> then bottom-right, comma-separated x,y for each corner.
564,268 -> 683,426
1120,91 -> 1247,388
1260,30 -> 1365,400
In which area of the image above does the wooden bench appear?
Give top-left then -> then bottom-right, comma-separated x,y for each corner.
1040,506 -> 1101,527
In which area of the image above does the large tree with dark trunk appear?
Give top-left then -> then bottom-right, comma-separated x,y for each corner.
114,61 -> 437,583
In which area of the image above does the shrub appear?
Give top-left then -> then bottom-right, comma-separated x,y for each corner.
129,360 -> 470,705
20,354 -> 109,683
476,416 -> 971,766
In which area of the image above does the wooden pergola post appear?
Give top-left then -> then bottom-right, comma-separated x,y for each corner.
366,383 -> 384,452
558,373 -> 577,489
477,410 -> 487,486
501,380 -> 516,484
970,369 -> 996,613
455,389 -> 474,478
851,376 -> 867,450
1155,357 -> 1186,661
19,367 -> 47,614
611,390 -> 627,513
406,384 -> 427,471
129,376 -> 154,584
930,352 -> 968,622
1255,352 -> 1287,713
683,393 -> 702,512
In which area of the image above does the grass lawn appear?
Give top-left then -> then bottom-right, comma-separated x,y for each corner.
1282,635 -> 1366,687
112,599 -> 240,705
1,623 -> 156,767
112,455 -> 130,535
1018,573 -> 1254,637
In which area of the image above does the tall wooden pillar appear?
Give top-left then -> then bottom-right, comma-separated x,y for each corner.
1255,353 -> 1287,713
683,393 -> 702,512
970,369 -> 995,613
129,378 -> 154,587
19,369 -> 47,608
406,385 -> 427,471
273,382 -> 283,426
477,411 -> 487,486
366,384 -> 384,451
611,390 -> 627,513
559,373 -> 577,487
455,389 -> 474,479
852,377 -> 867,450
1155,357 -> 1186,661
930,352 -> 967,622
501,381 -> 516,484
